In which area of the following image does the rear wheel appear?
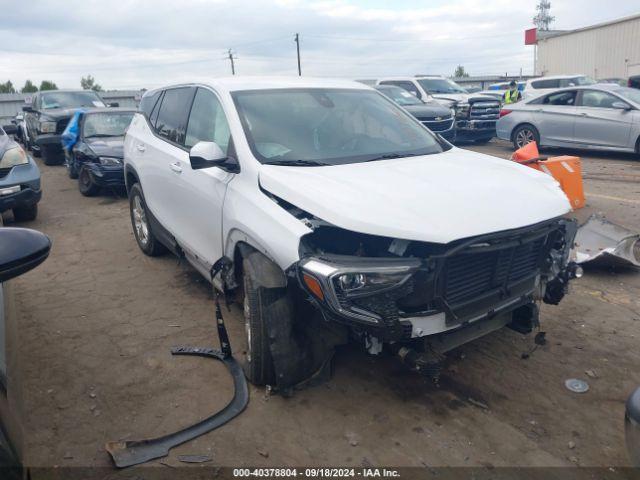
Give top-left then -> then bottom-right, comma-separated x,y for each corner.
78,167 -> 100,196
128,183 -> 165,256
41,146 -> 60,165
13,204 -> 38,222
512,124 -> 540,150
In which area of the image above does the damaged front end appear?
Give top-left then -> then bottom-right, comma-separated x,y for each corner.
295,214 -> 579,358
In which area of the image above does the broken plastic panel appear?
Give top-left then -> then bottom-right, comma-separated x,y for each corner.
572,214 -> 640,268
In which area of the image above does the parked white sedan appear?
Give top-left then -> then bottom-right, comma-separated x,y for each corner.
497,84 -> 640,155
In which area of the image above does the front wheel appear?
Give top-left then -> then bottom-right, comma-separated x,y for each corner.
41,146 -> 60,165
128,183 -> 165,256
67,158 -> 79,179
78,167 -> 100,196
512,124 -> 540,150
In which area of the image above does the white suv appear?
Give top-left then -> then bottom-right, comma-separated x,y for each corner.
124,77 -> 579,389
523,75 -> 596,99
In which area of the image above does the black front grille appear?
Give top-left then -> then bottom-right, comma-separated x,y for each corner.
0,167 -> 12,179
419,118 -> 454,132
444,237 -> 545,306
470,101 -> 500,120
56,119 -> 70,134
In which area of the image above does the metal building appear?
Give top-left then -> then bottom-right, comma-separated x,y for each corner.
534,13 -> 640,79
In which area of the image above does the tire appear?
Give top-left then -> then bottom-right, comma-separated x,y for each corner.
41,146 -> 60,165
31,145 -> 41,158
13,204 -> 38,222
512,124 -> 540,150
474,137 -> 493,145
67,158 -> 79,179
240,255 -> 293,386
78,167 -> 100,196
128,183 -> 165,256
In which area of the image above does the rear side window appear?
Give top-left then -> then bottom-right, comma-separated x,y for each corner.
531,79 -> 560,89
543,91 -> 576,106
185,88 -> 231,152
154,87 -> 195,145
139,90 -> 161,118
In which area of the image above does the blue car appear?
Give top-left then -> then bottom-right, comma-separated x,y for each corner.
0,125 -> 41,221
62,108 -> 135,196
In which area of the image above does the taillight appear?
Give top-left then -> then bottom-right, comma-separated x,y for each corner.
499,109 -> 512,118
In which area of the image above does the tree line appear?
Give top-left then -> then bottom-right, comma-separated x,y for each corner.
0,75 -> 102,94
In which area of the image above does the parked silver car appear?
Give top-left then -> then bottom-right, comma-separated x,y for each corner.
497,84 -> 640,155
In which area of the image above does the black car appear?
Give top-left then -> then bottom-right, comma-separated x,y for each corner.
22,90 -> 108,165
374,85 -> 456,142
63,108 -> 135,196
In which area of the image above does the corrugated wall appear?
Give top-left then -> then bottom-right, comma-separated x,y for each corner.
536,15 -> 640,78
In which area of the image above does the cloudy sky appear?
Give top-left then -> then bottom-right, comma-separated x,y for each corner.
1,0 -> 639,91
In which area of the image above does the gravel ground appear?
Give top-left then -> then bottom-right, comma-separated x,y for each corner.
4,139 -> 639,472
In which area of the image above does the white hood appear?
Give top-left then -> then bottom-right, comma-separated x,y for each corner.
259,148 -> 571,244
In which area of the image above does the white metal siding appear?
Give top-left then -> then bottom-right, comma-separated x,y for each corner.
536,15 -> 640,78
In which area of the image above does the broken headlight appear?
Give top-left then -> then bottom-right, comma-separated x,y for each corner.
0,147 -> 28,168
299,255 -> 421,324
454,102 -> 470,119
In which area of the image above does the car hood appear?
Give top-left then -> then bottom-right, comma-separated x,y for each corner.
259,148 -> 571,244
433,93 -> 498,104
85,136 -> 124,158
403,103 -> 452,117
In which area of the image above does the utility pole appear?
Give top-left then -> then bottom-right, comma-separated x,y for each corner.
294,33 -> 301,76
227,49 -> 236,75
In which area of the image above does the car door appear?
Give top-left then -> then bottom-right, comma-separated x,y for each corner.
168,87 -> 236,268
136,86 -> 196,234
573,89 -> 633,148
532,90 -> 578,146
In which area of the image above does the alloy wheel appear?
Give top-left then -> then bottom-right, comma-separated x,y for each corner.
516,128 -> 535,148
132,195 -> 149,247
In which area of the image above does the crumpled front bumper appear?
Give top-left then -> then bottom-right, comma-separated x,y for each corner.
0,158 -> 42,213
297,218 -> 578,342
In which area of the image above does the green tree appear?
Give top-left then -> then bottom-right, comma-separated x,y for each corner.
39,80 -> 58,91
80,74 -> 102,92
21,80 -> 38,93
0,80 -> 16,94
454,65 -> 470,78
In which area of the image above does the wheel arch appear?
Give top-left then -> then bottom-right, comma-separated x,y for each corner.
510,122 -> 540,143
124,164 -> 139,195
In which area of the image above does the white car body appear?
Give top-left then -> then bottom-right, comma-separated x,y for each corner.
124,77 -> 578,384
523,74 -> 596,100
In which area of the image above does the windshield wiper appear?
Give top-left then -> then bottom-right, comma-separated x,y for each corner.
263,159 -> 330,167
364,153 -> 422,162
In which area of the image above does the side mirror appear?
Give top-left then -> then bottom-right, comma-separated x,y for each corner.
612,101 -> 632,110
22,105 -> 34,113
0,228 -> 51,283
626,387 -> 640,466
2,124 -> 18,135
189,141 -> 232,170
108,102 -> 119,108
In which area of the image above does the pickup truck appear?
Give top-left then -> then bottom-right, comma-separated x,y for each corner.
23,90 -> 107,165
377,76 -> 501,144
124,78 -> 579,389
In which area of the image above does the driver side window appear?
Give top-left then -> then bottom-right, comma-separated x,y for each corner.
185,88 -> 231,153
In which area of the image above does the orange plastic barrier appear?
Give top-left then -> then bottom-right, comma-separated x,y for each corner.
536,156 -> 585,210
511,141 -> 540,163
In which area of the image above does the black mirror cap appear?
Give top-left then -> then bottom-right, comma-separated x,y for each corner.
0,228 -> 51,283
21,106 -> 34,113
189,155 -> 240,173
2,124 -> 18,135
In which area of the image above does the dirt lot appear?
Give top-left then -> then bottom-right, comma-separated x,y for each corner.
4,140 -> 640,471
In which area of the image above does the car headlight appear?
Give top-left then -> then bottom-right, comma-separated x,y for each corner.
39,121 -> 56,134
299,256 -> 421,324
99,157 -> 122,166
455,102 -> 470,118
0,146 -> 28,168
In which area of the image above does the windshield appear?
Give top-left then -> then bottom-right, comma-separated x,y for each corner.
376,86 -> 423,106
232,88 -> 446,166
41,91 -> 106,110
83,112 -> 134,138
417,78 -> 467,94
616,87 -> 640,105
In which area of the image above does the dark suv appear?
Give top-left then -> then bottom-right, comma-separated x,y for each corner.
23,90 -> 107,165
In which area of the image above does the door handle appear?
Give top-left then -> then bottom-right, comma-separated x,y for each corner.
136,144 -> 146,152
169,162 -> 182,174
